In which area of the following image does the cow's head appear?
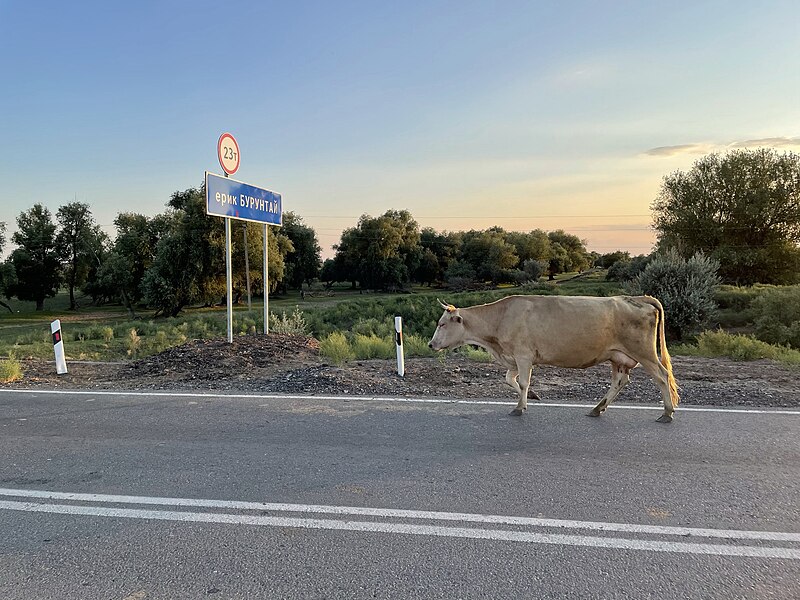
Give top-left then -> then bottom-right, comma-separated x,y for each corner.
428,299 -> 466,350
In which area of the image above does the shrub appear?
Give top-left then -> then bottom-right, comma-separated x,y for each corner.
626,250 -> 721,339
0,356 -> 23,383
319,332 -> 354,365
352,334 -> 394,359
126,328 -> 141,358
522,259 -> 547,282
269,307 -> 308,335
673,330 -> 800,365
403,334 -> 435,357
752,285 -> 800,349
607,254 -> 652,282
457,345 -> 493,362
101,326 -> 114,343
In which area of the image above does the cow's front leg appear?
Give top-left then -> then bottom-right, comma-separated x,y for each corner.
509,360 -> 533,416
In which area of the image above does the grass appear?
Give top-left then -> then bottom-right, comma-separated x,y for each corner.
0,356 -> 23,383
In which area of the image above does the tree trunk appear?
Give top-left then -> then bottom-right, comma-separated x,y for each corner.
0,299 -> 12,314
36,298 -> 44,311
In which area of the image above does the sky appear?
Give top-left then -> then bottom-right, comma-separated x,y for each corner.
1,0 -> 798,259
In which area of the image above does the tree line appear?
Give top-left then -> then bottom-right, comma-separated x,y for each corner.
1,148 -> 797,316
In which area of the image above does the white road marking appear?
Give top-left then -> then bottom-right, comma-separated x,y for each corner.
2,388 -> 799,415
0,498 -> 798,560
1,487 -> 798,542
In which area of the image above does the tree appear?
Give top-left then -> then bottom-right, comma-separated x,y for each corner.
332,210 -> 421,290
7,204 -> 61,311
547,230 -> 590,275
95,213 -> 169,317
142,187 -> 226,317
55,202 -> 106,310
280,212 -> 322,289
459,228 -> 518,283
652,148 -> 800,285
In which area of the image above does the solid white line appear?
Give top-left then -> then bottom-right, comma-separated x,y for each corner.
1,487 -> 798,543
2,388 -> 799,415
1,500 -> 797,560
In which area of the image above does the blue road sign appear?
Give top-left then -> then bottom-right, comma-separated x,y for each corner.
205,171 -> 282,226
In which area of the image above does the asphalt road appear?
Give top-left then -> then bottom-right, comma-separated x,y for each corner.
1,389 -> 799,600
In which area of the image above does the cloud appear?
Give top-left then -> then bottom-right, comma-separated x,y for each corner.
643,136 -> 800,157
728,136 -> 800,148
643,144 -> 711,157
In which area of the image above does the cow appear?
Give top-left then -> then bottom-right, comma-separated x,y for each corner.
427,295 -> 679,423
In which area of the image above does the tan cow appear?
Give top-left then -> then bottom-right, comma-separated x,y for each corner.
427,295 -> 680,423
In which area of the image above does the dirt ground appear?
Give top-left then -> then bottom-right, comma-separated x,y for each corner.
3,334 -> 798,409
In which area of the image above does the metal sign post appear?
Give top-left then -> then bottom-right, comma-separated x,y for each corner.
225,217 -> 234,343
206,133 -> 282,343
262,223 -> 269,335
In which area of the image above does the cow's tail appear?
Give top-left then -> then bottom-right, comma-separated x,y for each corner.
642,296 -> 680,407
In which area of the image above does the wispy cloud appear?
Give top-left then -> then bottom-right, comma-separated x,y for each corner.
643,136 -> 800,157
728,136 -> 800,148
643,144 -> 712,157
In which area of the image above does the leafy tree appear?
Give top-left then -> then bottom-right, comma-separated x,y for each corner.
142,187 -> 226,317
95,213 -> 170,317
280,212 -> 321,289
459,228 -> 518,283
625,249 -> 721,339
652,149 -> 800,285
55,202 -> 107,310
332,210 -> 421,290
597,250 -> 630,269
547,230 -> 590,275
505,229 -> 551,265
6,204 -> 61,311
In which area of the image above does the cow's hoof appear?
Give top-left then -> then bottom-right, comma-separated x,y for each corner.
656,414 -> 673,424
587,409 -> 603,417
509,408 -> 525,416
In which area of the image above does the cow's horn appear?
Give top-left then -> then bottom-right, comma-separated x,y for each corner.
437,298 -> 456,312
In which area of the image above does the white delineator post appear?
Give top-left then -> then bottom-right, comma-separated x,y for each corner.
394,316 -> 405,377
51,319 -> 68,374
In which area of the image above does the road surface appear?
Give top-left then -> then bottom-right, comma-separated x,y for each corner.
1,389 -> 799,599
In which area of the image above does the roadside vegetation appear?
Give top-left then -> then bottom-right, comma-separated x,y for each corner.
1,148 -> 798,369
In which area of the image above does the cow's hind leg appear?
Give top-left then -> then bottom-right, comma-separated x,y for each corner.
638,358 -> 676,423
509,359 -> 533,416
589,360 -> 632,417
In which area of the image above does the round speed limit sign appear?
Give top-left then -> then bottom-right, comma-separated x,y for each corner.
217,132 -> 240,175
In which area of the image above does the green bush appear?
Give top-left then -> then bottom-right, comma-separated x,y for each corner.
403,334 -> 435,358
352,334 -> 394,359
319,332 -> 354,365
672,330 -> 800,365
752,285 -> 800,349
268,307 -> 308,335
626,250 -> 721,339
0,356 -> 23,382
456,345 -> 493,362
